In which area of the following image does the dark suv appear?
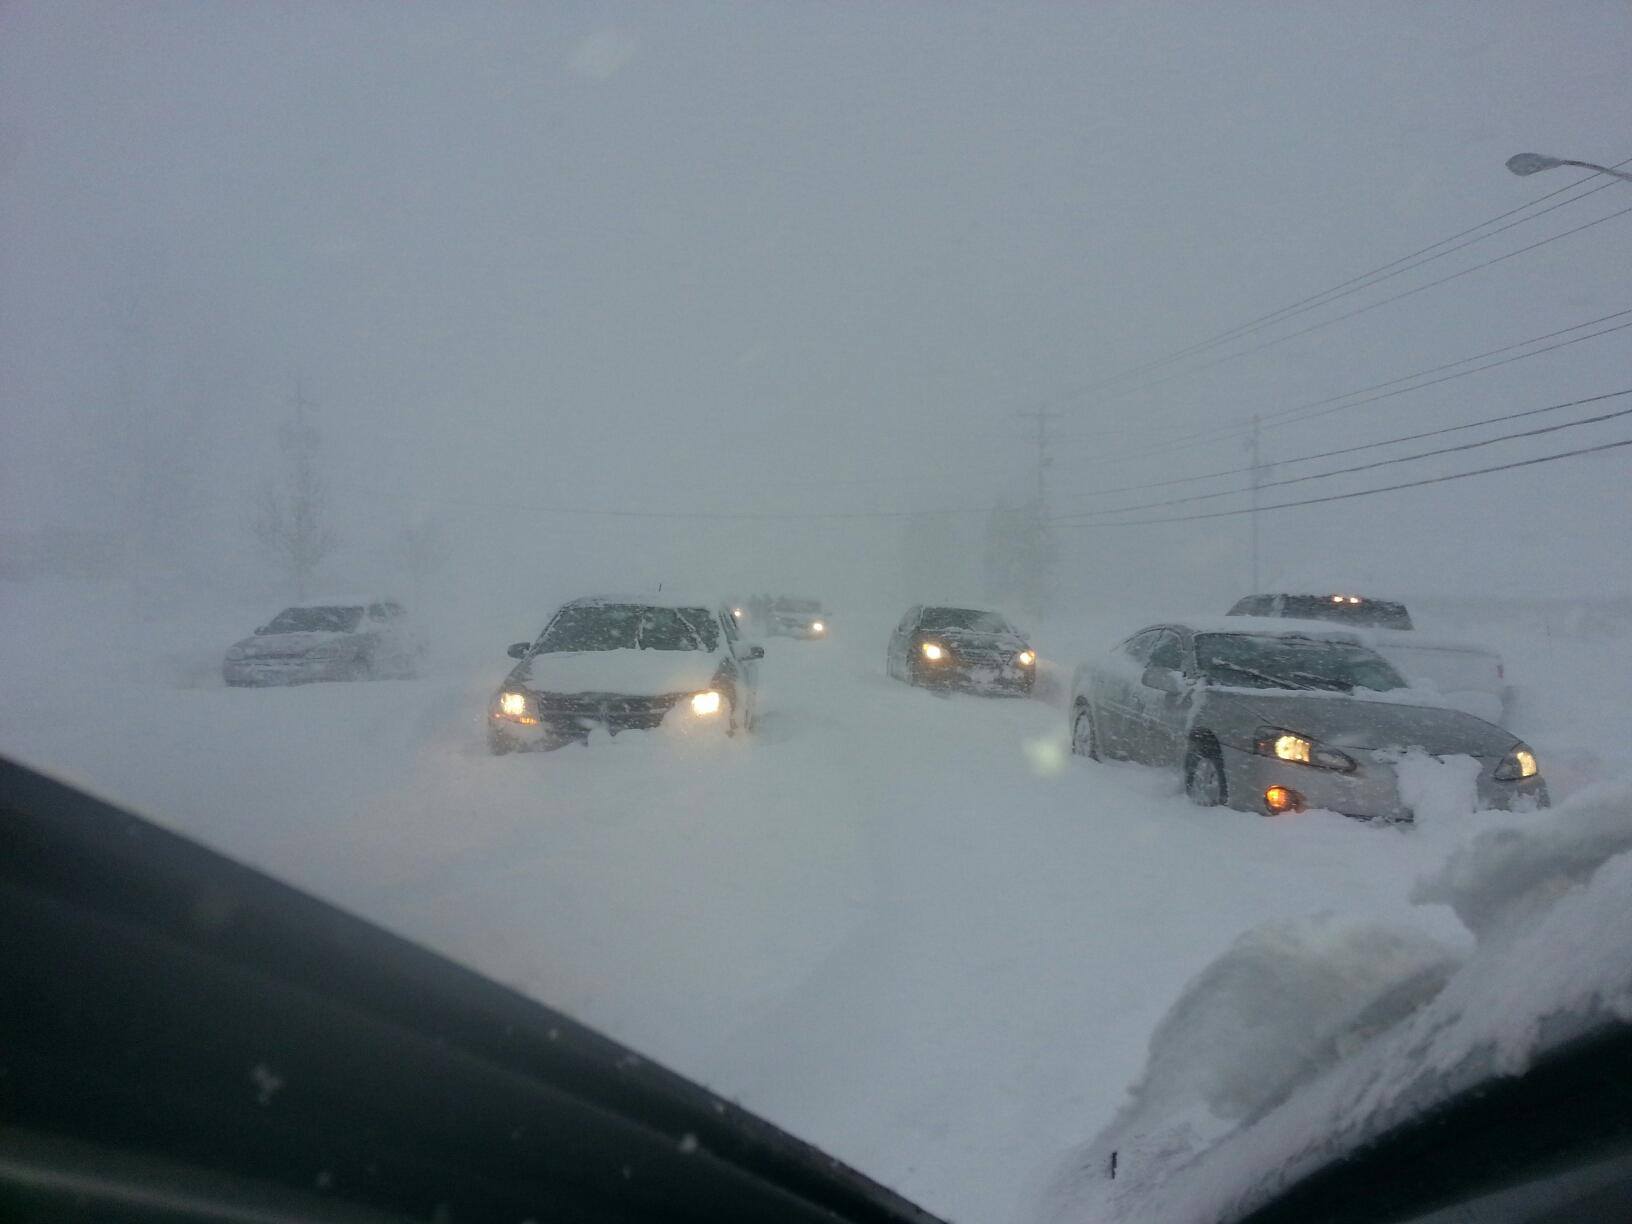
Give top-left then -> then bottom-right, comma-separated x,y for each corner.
885,605 -> 1035,695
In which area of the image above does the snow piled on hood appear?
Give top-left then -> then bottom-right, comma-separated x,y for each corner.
517,648 -> 720,697
1031,779 -> 1632,1224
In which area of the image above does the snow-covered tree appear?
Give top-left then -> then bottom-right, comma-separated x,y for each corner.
252,396 -> 337,599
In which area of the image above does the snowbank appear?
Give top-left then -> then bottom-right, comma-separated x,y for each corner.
1032,780 -> 1632,1224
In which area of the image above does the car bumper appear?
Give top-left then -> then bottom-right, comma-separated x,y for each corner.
912,661 -> 1035,695
1219,744 -> 1549,819
223,658 -> 352,686
488,694 -> 694,752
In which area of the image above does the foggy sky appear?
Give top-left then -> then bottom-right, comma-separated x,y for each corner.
4,2 -> 1630,615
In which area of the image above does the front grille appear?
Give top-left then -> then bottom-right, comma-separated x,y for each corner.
535,692 -> 681,737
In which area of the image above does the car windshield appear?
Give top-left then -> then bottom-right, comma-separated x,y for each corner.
920,608 -> 1013,634
1279,595 -> 1414,630
535,604 -> 717,653
263,606 -> 363,634
4,7 -> 1629,1223
1196,633 -> 1407,693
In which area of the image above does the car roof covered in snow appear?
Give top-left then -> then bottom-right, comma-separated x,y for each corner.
276,594 -> 403,610
559,593 -> 724,612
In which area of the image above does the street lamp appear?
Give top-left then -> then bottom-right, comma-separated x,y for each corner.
1506,152 -> 1632,183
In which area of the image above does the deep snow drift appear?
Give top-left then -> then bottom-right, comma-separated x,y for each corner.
1,579 -> 1628,1222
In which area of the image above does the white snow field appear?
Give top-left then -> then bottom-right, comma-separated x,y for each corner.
2,583 -> 1629,1222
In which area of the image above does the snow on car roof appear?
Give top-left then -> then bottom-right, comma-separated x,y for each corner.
278,594 -> 402,609
561,593 -> 723,611
1187,615 -> 1500,657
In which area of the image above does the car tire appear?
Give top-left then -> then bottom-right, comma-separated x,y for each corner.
1184,741 -> 1227,807
1071,702 -> 1101,760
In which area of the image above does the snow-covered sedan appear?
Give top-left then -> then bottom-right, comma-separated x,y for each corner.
488,596 -> 762,753
886,605 -> 1036,695
1069,619 -> 1547,819
223,599 -> 419,686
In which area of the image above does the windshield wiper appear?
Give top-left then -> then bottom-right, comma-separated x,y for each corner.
1207,659 -> 1319,691
1288,669 -> 1352,693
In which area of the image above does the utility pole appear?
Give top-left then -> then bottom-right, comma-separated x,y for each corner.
1016,405 -> 1060,618
1016,405 -> 1060,510
1248,413 -> 1263,592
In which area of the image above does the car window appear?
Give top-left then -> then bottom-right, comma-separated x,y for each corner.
1147,631 -> 1183,672
1195,633 -> 1407,693
263,606 -> 364,634
1119,631 -> 1157,665
535,604 -> 719,653
919,607 -> 1012,633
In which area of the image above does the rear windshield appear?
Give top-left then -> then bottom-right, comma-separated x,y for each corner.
1196,633 -> 1406,694
919,608 -> 1013,634
1278,596 -> 1413,630
536,604 -> 719,653
263,606 -> 364,634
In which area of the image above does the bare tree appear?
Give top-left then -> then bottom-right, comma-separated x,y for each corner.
253,387 -> 338,599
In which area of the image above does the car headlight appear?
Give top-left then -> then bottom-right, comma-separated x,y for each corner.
225,646 -> 246,661
920,641 -> 945,661
811,621 -> 825,633
690,690 -> 723,716
1494,745 -> 1539,781
1016,649 -> 1036,666
1254,727 -> 1356,773
494,690 -> 539,724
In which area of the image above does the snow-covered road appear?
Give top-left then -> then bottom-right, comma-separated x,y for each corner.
3,593 -> 1625,1222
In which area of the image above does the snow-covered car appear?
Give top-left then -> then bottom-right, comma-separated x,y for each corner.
1069,619 -> 1547,819
1227,592 -> 1515,722
222,599 -> 419,686
488,596 -> 762,753
768,596 -> 828,639
886,605 -> 1036,695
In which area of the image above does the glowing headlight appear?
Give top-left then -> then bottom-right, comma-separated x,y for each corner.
1495,745 -> 1539,781
1271,732 -> 1312,763
733,607 -> 744,619
495,690 -> 539,725
690,690 -> 723,716
1255,727 -> 1356,773
811,621 -> 825,633
1017,650 -> 1036,666
920,642 -> 945,661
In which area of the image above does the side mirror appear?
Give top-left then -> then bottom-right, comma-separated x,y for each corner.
506,642 -> 531,660
1142,665 -> 1184,694
740,643 -> 765,661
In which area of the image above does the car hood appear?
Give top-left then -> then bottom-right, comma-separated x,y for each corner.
229,631 -> 359,659
514,649 -> 721,698
1214,690 -> 1515,756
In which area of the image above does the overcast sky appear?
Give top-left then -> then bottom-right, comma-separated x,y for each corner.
3,2 -> 1629,614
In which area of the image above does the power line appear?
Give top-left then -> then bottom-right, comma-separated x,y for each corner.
1047,201 -> 1632,430
1052,437 -> 1632,529
1051,335 -> 1632,500
1045,305 -> 1632,475
1052,391 -> 1632,521
1037,156 -> 1632,412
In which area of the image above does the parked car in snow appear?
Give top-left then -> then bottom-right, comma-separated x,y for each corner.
886,605 -> 1035,695
1226,592 -> 1515,723
488,596 -> 762,753
1069,619 -> 1546,820
222,598 -> 419,686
